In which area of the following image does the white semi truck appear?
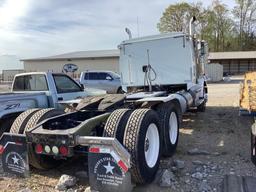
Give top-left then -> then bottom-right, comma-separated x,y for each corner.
4,21 -> 208,187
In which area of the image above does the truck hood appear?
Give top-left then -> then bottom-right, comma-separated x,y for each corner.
84,87 -> 107,96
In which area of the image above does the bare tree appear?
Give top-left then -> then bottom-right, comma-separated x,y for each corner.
233,0 -> 256,49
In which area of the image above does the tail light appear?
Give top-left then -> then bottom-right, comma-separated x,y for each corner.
35,144 -> 43,154
89,147 -> 100,153
0,145 -> 4,154
59,146 -> 68,156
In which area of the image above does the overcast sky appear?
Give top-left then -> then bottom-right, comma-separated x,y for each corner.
0,0 -> 235,62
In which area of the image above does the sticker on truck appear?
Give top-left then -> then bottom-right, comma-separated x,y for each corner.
4,103 -> 20,110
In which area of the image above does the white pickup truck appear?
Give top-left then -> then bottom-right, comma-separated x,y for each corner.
0,72 -> 104,134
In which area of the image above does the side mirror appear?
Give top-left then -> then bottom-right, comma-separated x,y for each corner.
106,76 -> 112,81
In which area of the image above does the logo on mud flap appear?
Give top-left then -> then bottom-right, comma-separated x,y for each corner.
93,156 -> 125,186
103,161 -> 115,174
5,152 -> 26,174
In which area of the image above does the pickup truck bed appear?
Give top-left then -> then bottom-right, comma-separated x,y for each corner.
0,92 -> 47,101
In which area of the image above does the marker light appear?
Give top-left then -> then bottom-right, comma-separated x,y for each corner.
52,146 -> 59,154
44,145 -> 51,153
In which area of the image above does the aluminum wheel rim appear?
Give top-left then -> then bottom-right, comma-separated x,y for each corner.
144,123 -> 160,168
169,112 -> 178,144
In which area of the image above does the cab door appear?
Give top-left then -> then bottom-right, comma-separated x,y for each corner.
97,72 -> 114,93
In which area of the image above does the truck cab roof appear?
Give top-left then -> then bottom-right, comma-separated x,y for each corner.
120,32 -> 186,45
15,72 -> 63,77
82,70 -> 119,74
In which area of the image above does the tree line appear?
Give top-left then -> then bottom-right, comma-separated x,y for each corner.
157,0 -> 256,52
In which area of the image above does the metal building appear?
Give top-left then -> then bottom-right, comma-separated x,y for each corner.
22,49 -> 120,78
2,69 -> 25,82
209,51 -> 256,74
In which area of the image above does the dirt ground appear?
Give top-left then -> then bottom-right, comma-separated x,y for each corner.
0,77 -> 256,192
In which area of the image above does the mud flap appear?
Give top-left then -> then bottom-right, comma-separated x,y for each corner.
88,149 -> 132,192
0,133 -> 29,177
76,136 -> 133,192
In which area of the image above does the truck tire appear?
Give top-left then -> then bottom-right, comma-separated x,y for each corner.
24,108 -> 65,169
10,109 -> 40,134
251,123 -> 256,165
0,116 -> 17,135
25,108 -> 64,132
103,109 -> 132,143
197,86 -> 207,112
197,101 -> 206,112
157,102 -> 181,157
123,109 -> 161,184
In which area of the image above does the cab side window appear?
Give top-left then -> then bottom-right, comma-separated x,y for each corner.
13,74 -> 48,91
53,74 -> 82,93
89,72 -> 98,80
98,73 -> 107,80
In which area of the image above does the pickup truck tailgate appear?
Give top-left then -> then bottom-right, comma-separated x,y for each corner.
0,92 -> 48,118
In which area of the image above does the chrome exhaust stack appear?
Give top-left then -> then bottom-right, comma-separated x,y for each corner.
189,16 -> 197,37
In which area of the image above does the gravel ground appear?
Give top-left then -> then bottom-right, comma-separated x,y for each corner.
0,77 -> 255,192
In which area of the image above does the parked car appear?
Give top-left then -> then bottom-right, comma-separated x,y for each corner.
79,71 -> 123,93
0,72 -> 105,135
